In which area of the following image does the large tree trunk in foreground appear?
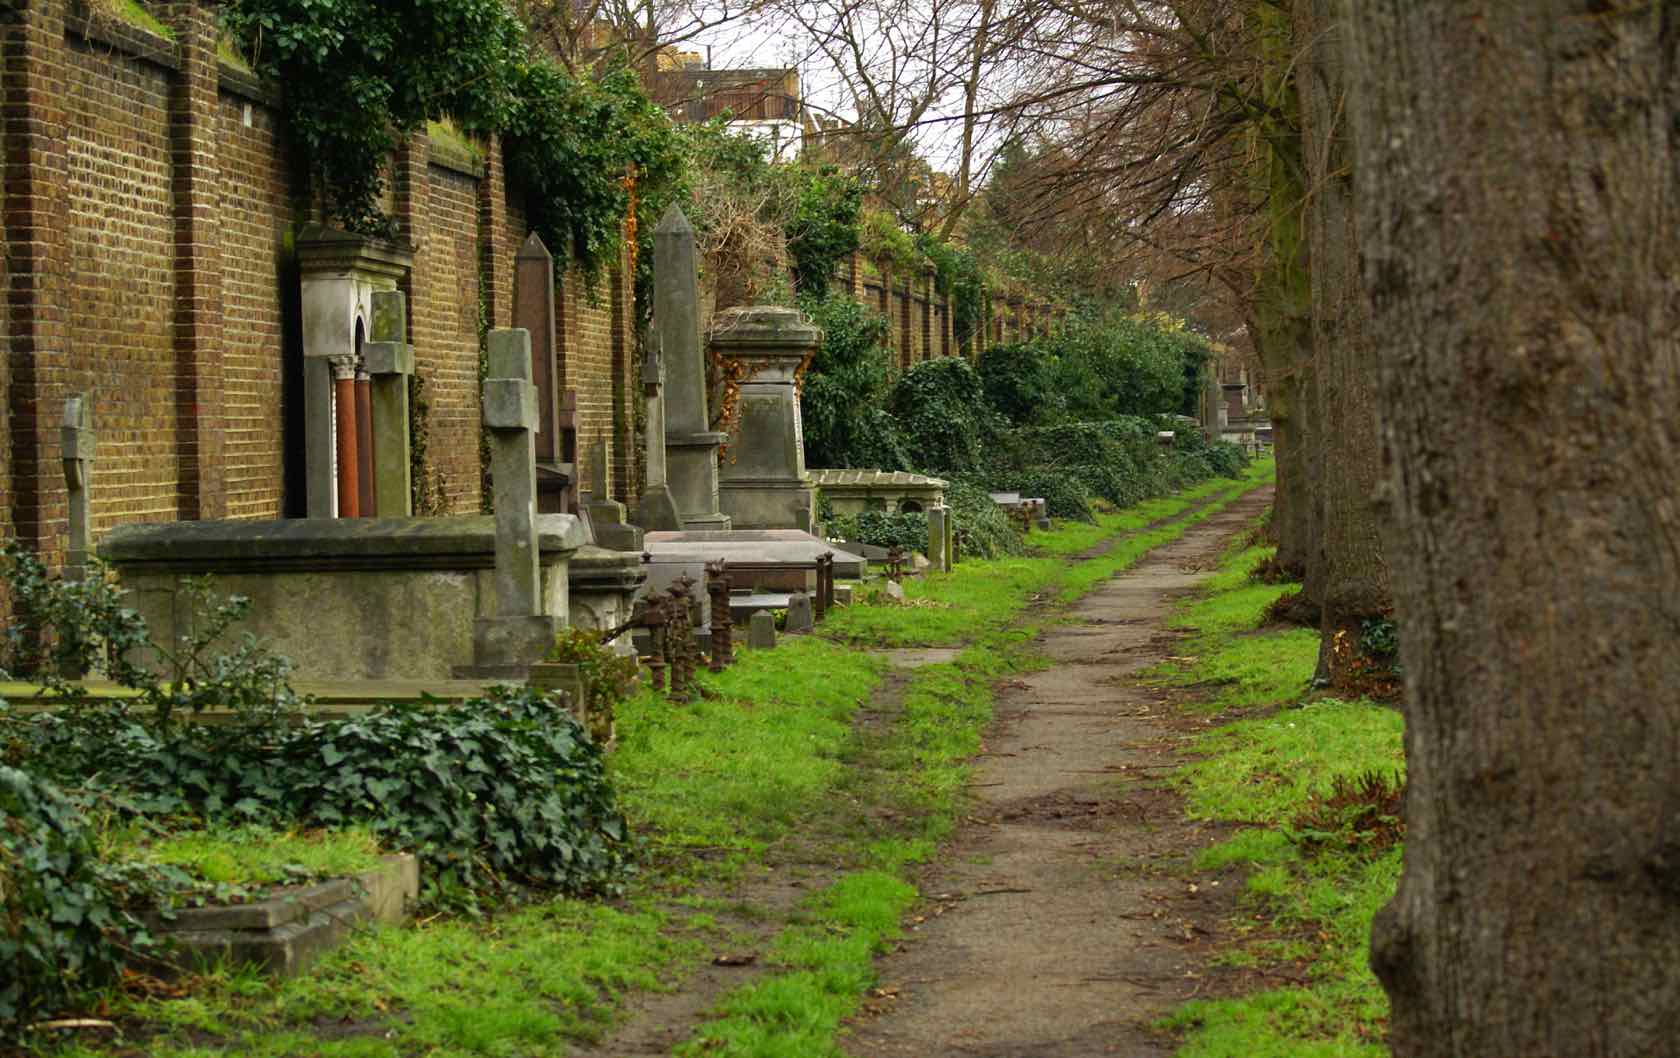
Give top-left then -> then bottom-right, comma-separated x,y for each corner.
1299,0 -> 1388,682
1348,4 -> 1680,1054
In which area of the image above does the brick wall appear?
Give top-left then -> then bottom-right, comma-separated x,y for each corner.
215,89 -> 288,520
1,0 -> 637,564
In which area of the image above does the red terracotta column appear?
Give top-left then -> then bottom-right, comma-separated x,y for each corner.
354,370 -> 374,516
333,361 -> 359,517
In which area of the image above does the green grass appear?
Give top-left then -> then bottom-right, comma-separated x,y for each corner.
99,823 -> 386,887
1154,509 -> 1402,1058
83,898 -> 695,1057
1177,698 -> 1404,825
612,636 -> 886,857
676,871 -> 917,1058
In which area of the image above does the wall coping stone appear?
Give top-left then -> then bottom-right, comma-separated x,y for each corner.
101,514 -> 586,573
66,1 -> 180,71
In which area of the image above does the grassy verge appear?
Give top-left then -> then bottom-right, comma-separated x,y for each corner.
1154,528 -> 1401,1057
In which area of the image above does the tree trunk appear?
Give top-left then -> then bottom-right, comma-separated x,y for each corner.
1249,0 -> 1322,606
1299,0 -> 1389,683
1347,4 -> 1680,1054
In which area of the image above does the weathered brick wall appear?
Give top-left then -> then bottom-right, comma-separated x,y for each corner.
215,90 -> 288,520
558,249 -> 630,504
411,158 -> 486,513
1,0 -> 638,562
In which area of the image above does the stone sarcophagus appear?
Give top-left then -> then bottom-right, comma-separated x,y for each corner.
101,515 -> 586,683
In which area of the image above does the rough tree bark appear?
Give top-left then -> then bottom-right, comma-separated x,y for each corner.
1249,0 -> 1322,606
1347,3 -> 1680,1054
1299,0 -> 1388,681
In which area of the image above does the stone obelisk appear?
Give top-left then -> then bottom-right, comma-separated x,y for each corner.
655,206 -> 731,532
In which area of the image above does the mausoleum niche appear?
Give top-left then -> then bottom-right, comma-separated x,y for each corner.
296,227 -> 417,519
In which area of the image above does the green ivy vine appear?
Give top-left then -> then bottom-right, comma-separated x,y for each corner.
222,0 -> 524,234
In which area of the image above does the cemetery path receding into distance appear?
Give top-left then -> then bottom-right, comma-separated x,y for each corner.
591,486 -> 1273,1058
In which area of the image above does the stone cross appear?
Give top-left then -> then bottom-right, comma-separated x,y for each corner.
483,329 -> 542,618
655,206 -> 731,530
61,394 -> 94,580
642,333 -> 667,488
363,290 -> 414,516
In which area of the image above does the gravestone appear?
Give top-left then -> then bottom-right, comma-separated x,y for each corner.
710,306 -> 820,531
883,579 -> 906,602
61,394 -> 94,581
656,207 -> 731,531
927,506 -> 950,573
472,329 -> 558,670
748,610 -> 776,649
514,232 -> 578,515
363,291 -> 414,516
785,593 -> 813,633
581,437 -> 643,552
833,584 -> 854,607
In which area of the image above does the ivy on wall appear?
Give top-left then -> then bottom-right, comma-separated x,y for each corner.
221,0 -> 682,293
222,0 -> 523,234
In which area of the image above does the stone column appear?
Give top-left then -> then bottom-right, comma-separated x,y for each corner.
473,329 -> 558,668
363,290 -> 414,516
60,395 -> 93,581
712,306 -> 819,532
332,358 -> 360,518
655,206 -> 731,531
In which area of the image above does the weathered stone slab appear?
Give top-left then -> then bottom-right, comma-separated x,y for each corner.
643,529 -> 866,579
144,854 -> 417,979
833,584 -> 855,607
883,579 -> 906,602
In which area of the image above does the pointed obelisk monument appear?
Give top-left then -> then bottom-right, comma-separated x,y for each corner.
655,206 -> 731,532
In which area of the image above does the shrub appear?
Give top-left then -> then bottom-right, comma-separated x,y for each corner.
798,294 -> 907,469
889,358 -> 994,476
977,339 -> 1059,425
989,470 -> 1096,523
282,687 -> 631,906
829,510 -> 928,554
945,482 -> 1024,561
1,767 -> 143,1037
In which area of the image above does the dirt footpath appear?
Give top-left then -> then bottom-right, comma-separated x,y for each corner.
844,488 -> 1272,1058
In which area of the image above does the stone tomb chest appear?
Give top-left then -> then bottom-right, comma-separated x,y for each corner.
102,515 -> 586,683
810,469 -> 948,517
